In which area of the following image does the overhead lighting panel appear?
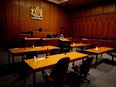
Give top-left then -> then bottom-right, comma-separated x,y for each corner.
47,0 -> 68,4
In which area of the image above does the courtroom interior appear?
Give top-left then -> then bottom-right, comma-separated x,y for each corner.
0,0 -> 116,87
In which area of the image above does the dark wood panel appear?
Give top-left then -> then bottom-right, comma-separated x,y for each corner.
71,3 -> 116,39
5,0 -> 69,47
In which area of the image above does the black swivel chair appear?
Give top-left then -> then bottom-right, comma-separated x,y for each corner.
50,48 -> 60,55
76,44 -> 87,53
72,56 -> 94,83
42,57 -> 70,87
52,33 -> 58,38
46,34 -> 52,38
23,52 -> 37,60
107,50 -> 116,62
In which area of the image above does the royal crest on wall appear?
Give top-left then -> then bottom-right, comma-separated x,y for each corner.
30,6 -> 42,20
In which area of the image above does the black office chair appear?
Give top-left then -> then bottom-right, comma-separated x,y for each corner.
76,44 -> 87,52
41,57 -> 70,87
46,34 -> 52,38
107,50 -> 116,62
23,52 -> 37,60
52,33 -> 58,38
78,44 -> 95,55
87,44 -> 95,49
72,56 -> 94,83
50,48 -> 60,55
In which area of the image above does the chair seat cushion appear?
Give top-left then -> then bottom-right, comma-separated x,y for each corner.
46,76 -> 55,84
72,65 -> 80,72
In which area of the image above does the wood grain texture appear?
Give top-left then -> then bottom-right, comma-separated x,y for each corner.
5,0 -> 69,47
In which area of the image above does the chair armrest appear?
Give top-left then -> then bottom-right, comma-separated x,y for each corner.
41,70 -> 50,77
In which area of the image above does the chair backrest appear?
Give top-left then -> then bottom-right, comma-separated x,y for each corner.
107,50 -> 116,58
88,44 -> 95,49
50,57 -> 70,84
52,33 -> 58,38
25,52 -> 37,59
46,34 -> 52,38
50,48 -> 60,55
80,56 -> 94,74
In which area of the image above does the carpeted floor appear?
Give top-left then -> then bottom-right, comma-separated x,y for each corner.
0,50 -> 116,87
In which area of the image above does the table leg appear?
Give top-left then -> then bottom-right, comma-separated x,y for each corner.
112,56 -> 114,62
33,71 -> 36,87
12,55 -> 14,63
95,54 -> 98,69
8,52 -> 10,64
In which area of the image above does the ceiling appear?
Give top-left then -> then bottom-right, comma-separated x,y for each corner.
46,0 -> 104,9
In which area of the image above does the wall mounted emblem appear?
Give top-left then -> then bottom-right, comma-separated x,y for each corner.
30,6 -> 42,20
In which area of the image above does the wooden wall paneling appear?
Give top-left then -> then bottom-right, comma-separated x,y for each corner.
91,6 -> 102,15
88,17 -> 92,38
76,19 -> 80,37
86,18 -> 90,37
77,21 -> 81,37
42,39 -> 59,47
95,15 -> 100,38
5,0 -> 70,47
79,19 -> 84,37
111,13 -> 116,38
105,14 -> 111,38
101,14 -> 108,38
0,0 -> 6,48
83,18 -> 86,37
103,3 -> 115,13
71,20 -> 76,37
107,17 -> 113,38
94,16 -> 99,38
87,21 -> 91,37
97,15 -> 103,38
91,16 -> 96,38
97,16 -> 102,38
82,18 -> 85,37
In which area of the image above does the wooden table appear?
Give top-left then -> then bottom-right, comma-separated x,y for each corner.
70,43 -> 90,48
24,52 -> 88,87
85,47 -> 114,68
8,45 -> 59,63
24,37 -> 42,47
70,43 -> 90,51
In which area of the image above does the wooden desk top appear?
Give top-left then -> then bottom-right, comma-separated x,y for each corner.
70,43 -> 90,48
85,47 -> 114,54
82,38 -> 88,40
59,38 -> 70,41
24,37 -> 70,41
24,37 -> 41,40
9,45 -> 59,54
42,38 -> 59,40
24,52 -> 88,71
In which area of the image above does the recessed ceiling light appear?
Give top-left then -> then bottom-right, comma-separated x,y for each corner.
47,0 -> 68,4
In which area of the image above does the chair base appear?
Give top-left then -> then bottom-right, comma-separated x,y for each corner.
81,78 -> 90,83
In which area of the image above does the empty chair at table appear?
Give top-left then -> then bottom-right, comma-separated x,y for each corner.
41,57 -> 70,87
72,56 -> 94,83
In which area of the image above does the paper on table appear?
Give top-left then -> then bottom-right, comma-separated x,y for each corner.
38,57 -> 45,60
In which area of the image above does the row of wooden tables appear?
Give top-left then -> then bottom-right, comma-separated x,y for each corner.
8,43 -> 114,87
8,45 -> 59,63
24,52 -> 88,87
8,43 -> 89,63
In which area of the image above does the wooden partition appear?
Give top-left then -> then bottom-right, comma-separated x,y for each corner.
5,0 -> 69,47
71,2 -> 116,39
42,38 -> 59,46
32,31 -> 57,38
24,38 -> 42,47
17,34 -> 32,47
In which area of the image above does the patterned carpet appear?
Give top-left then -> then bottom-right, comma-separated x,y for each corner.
0,50 -> 116,87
